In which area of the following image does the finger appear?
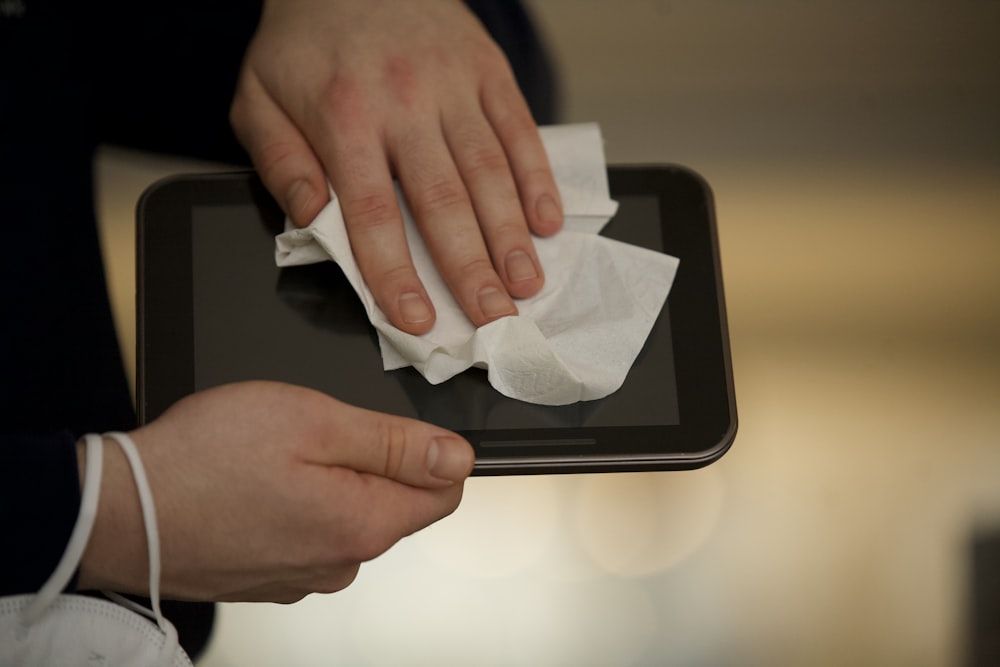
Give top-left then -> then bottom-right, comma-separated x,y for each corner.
310,78 -> 438,334
317,401 -> 475,489
443,106 -> 545,300
214,563 -> 362,604
230,71 -> 329,228
481,75 -> 563,238
390,122 -> 519,326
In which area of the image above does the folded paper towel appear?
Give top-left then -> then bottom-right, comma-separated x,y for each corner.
275,123 -> 679,405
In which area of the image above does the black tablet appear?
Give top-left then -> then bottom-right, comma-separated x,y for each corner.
136,166 -> 736,474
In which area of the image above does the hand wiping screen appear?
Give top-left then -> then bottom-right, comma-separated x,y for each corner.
275,123 -> 679,405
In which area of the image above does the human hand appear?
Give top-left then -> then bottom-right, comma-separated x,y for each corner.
76,381 -> 473,603
230,0 -> 563,335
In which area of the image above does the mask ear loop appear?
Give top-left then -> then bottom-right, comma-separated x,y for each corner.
20,434 -> 104,625
17,433 -> 185,666
103,431 -> 182,667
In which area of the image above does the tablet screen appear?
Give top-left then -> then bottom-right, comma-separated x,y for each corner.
189,195 -> 679,432
138,167 -> 735,473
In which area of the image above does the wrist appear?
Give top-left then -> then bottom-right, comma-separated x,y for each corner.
74,435 -> 148,594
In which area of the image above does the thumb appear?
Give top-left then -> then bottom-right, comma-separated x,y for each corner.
319,405 -> 476,489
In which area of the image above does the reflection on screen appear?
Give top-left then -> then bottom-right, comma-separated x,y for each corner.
191,196 -> 679,430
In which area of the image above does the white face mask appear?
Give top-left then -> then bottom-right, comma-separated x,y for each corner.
0,433 -> 192,666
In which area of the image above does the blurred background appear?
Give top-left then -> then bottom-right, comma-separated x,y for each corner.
94,1 -> 1000,665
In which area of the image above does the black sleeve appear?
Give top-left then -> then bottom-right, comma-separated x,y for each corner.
0,432 -> 83,596
464,0 -> 561,124
89,0 -> 557,163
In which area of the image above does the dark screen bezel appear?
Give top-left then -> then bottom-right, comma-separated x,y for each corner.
136,166 -> 736,474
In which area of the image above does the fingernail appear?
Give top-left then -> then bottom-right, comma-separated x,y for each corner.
399,292 -> 433,325
429,436 -> 474,483
477,286 -> 516,320
287,179 -> 317,224
505,250 -> 539,284
536,194 -> 562,228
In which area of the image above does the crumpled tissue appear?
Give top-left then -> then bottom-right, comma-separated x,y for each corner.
274,123 -> 679,405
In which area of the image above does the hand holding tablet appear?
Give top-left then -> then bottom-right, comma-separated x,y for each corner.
77,381 -> 471,602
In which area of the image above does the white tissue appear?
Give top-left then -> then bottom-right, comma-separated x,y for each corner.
275,123 -> 679,405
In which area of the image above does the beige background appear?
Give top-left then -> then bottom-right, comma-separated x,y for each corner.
94,1 -> 1000,665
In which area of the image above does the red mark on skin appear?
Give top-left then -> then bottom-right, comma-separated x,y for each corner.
319,72 -> 370,134
383,56 -> 420,109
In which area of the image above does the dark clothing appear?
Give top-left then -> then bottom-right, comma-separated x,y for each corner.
1,0 -> 556,655
0,2 -> 264,654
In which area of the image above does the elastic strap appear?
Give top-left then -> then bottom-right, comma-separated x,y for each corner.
20,432 -> 181,666
21,434 -> 103,624
104,431 -> 180,666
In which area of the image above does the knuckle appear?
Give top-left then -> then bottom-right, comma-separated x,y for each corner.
320,74 -> 365,119
343,526 -> 394,565
490,218 -> 530,241
340,192 -> 398,231
376,418 -> 409,480
451,127 -> 509,176
369,264 -> 420,299
464,146 -> 510,179
357,536 -> 393,564
414,180 -> 470,217
317,74 -> 380,138
228,95 -> 248,136
383,56 -> 423,109
314,512 -> 385,569
487,89 -> 536,138
314,566 -> 360,594
454,255 -> 497,282
227,75 -> 255,135
521,165 -> 556,185
520,162 -> 559,188
466,38 -> 508,76
275,591 -> 308,605
254,142 -> 306,183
